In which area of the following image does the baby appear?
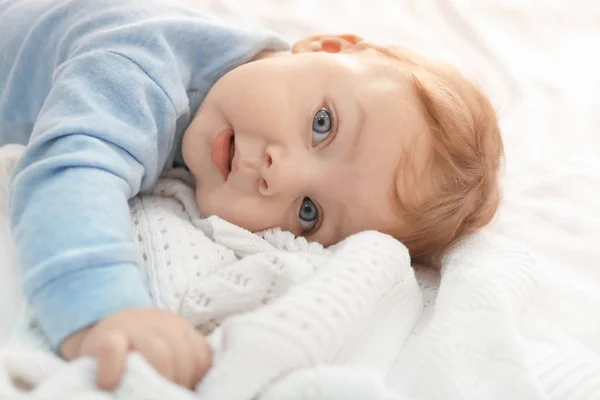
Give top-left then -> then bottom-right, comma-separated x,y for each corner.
0,0 -> 503,391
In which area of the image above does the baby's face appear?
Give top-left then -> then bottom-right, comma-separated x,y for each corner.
183,45 -> 429,246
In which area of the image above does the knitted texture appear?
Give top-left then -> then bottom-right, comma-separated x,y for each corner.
132,175 -> 424,399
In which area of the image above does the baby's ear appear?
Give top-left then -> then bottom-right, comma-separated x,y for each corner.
292,34 -> 364,54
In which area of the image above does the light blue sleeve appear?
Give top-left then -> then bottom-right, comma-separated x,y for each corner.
8,50 -> 178,347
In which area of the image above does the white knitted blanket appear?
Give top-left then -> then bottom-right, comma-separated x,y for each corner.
1,144 -> 600,400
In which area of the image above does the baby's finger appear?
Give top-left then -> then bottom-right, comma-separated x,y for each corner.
187,330 -> 212,388
136,336 -> 175,383
93,331 -> 129,390
169,332 -> 195,389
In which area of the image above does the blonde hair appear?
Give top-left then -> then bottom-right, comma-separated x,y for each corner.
358,43 -> 504,259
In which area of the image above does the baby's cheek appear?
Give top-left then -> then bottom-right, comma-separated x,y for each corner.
195,186 -> 239,222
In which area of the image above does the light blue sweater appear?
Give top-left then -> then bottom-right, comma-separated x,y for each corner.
0,0 -> 289,347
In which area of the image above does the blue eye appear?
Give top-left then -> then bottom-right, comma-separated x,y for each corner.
299,197 -> 319,233
312,108 -> 332,145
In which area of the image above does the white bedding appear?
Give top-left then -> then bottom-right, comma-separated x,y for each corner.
1,0 -> 599,398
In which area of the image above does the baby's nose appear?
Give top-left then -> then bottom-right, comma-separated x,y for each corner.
259,145 -> 310,197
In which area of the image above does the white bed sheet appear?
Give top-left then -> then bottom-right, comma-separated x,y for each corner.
1,0 -> 599,378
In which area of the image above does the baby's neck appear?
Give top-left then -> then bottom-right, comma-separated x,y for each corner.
251,50 -> 292,63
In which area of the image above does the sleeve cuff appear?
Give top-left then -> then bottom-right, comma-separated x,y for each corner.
28,262 -> 152,348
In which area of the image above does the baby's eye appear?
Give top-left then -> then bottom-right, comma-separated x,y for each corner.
299,197 -> 319,233
312,108 -> 332,145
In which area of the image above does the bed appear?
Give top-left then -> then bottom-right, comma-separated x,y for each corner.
1,0 -> 599,398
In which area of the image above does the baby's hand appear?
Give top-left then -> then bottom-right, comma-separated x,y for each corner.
60,308 -> 212,390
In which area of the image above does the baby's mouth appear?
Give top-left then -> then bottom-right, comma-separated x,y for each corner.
227,134 -> 235,173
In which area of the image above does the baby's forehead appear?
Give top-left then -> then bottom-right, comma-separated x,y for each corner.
353,73 -> 424,129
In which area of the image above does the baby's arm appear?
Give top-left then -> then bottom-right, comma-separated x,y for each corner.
9,50 -> 208,388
